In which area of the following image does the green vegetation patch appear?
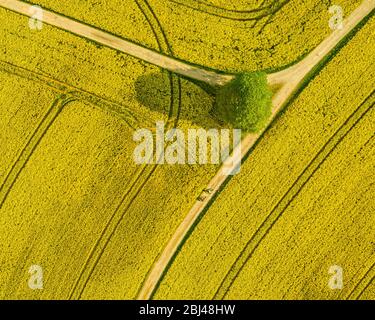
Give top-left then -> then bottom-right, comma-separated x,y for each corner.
212,72 -> 272,132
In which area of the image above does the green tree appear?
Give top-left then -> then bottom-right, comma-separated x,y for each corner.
212,72 -> 273,132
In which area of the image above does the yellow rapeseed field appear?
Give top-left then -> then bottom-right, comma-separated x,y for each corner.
0,0 -> 373,300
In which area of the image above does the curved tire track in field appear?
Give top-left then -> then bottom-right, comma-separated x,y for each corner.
0,60 -> 142,128
0,94 -> 76,208
166,0 -> 289,21
68,0 -> 182,299
214,93 -> 375,299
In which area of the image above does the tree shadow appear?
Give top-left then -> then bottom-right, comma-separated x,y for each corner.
134,71 -> 225,129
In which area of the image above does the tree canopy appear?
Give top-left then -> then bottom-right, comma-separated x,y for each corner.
212,71 -> 273,132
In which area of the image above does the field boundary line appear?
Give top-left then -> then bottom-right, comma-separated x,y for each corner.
135,0 -> 182,124
165,0 -> 289,21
